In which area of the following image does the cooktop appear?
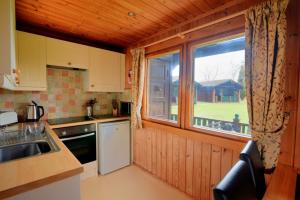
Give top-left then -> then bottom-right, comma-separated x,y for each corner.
47,114 -> 127,125
47,116 -> 93,125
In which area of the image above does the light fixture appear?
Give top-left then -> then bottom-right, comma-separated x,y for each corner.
128,11 -> 136,17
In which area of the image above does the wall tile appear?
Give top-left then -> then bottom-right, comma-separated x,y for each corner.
0,68 -> 131,121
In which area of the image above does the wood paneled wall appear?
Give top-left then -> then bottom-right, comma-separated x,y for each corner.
134,121 -> 245,200
130,1 -> 300,199
135,0 -> 300,169
289,0 -> 300,168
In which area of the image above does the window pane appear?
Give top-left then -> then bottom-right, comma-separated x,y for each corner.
147,51 -> 180,123
192,36 -> 249,135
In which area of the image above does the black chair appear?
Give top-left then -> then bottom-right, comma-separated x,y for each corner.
213,160 -> 257,200
240,141 -> 266,200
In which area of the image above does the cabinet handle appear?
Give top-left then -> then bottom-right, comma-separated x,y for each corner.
15,77 -> 20,85
12,69 -> 21,74
68,62 -> 72,65
91,84 -> 95,87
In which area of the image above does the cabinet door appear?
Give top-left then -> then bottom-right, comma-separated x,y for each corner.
87,48 -> 124,92
0,0 -> 16,75
46,38 -> 89,69
99,121 -> 130,174
16,31 -> 47,91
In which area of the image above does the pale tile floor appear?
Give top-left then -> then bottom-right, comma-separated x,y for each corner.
81,165 -> 192,200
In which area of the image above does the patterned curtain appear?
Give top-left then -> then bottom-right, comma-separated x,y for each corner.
245,0 -> 289,170
131,48 -> 145,129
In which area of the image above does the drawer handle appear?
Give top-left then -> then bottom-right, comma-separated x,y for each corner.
15,77 -> 20,85
68,62 -> 72,65
91,84 -> 95,87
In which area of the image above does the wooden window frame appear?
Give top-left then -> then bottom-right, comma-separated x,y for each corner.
142,28 -> 251,142
142,45 -> 184,128
185,33 -> 251,140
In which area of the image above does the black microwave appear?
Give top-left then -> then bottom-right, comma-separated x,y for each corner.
120,101 -> 131,116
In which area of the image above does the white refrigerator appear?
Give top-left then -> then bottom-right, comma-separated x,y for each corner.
98,120 -> 130,174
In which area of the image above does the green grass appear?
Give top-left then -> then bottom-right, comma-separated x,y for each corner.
172,100 -> 249,124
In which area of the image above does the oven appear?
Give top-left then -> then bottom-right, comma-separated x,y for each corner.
53,124 -> 96,164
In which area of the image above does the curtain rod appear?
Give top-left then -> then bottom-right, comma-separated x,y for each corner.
141,11 -> 246,48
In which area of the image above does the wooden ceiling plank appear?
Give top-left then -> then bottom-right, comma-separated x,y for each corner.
188,0 -> 215,13
18,0 -> 155,40
15,0 -> 248,48
63,0 -> 163,36
37,0 -> 148,32
17,1 -> 152,41
17,10 -> 133,45
16,0 -> 82,22
16,2 -> 82,27
154,0 -> 195,19
173,0 -> 206,18
92,0 -> 164,28
80,0 -> 170,31
107,0 -> 171,29
96,0 -> 182,27
202,0 -> 225,10
139,0 -> 186,24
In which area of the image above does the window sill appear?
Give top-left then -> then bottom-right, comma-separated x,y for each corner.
141,119 -> 251,143
186,125 -> 251,143
142,117 -> 180,128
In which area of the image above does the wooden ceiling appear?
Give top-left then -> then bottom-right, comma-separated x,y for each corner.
16,0 -> 236,51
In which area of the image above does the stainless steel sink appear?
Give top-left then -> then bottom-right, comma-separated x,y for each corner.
0,129 -> 60,163
0,142 -> 43,162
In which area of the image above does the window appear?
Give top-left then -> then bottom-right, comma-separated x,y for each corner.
144,34 -> 249,138
146,50 -> 181,124
190,36 -> 249,135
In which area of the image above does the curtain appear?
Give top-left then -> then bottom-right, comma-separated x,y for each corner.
245,0 -> 289,170
131,48 -> 145,129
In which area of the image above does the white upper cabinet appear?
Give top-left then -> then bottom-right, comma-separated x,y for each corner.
16,31 -> 47,91
85,47 -> 125,92
0,0 -> 125,92
46,37 -> 89,69
0,0 -> 18,89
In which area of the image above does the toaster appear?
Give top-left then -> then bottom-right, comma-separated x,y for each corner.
0,110 -> 18,126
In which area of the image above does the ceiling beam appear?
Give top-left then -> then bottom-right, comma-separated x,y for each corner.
132,0 -> 265,48
16,21 -> 126,53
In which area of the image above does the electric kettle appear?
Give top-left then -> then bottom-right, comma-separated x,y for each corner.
26,101 -> 44,122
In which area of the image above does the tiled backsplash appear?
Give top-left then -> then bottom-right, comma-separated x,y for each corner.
0,68 -> 131,120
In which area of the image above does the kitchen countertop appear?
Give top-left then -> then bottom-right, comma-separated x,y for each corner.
48,115 -> 131,129
0,115 -> 131,199
0,124 -> 83,199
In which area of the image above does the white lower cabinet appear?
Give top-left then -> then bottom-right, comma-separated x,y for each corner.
98,120 -> 130,174
7,175 -> 81,200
